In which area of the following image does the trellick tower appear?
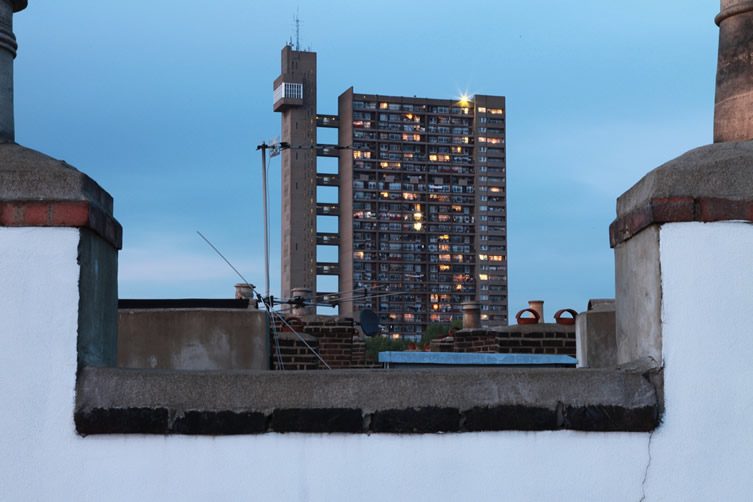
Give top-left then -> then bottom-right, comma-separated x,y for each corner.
273,45 -> 317,300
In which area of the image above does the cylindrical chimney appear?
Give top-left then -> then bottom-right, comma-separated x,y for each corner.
461,301 -> 481,329
528,300 -> 544,324
234,283 -> 257,309
234,283 -> 253,300
0,1 -> 27,142
714,0 -> 753,142
290,286 -> 314,317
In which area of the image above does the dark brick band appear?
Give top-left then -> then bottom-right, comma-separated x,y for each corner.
74,403 -> 659,435
610,196 -> 753,248
0,200 -> 122,249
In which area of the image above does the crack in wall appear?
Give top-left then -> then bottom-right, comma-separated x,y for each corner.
639,429 -> 655,501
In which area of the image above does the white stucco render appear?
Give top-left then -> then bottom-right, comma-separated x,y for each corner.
1,223 -> 753,501
648,222 -> 753,501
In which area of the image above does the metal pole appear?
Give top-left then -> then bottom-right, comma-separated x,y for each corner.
260,143 -> 270,302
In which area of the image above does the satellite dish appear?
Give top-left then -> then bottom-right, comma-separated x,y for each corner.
359,309 -> 380,337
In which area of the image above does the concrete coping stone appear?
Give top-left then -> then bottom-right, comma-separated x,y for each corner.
0,143 -> 121,248
611,140 -> 753,246
75,366 -> 661,435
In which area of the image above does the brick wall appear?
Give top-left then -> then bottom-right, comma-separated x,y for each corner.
448,324 -> 576,356
304,321 -> 355,369
453,330 -> 497,353
430,336 -> 455,353
271,318 -> 577,368
271,332 -> 320,370
496,328 -> 576,355
270,317 -> 367,370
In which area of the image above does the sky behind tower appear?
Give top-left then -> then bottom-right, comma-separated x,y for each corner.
13,1 -> 718,317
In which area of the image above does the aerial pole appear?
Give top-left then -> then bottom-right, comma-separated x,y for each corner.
256,142 -> 271,303
294,10 -> 300,50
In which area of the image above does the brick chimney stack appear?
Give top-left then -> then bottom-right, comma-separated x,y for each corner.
0,0 -> 27,142
714,0 -> 753,142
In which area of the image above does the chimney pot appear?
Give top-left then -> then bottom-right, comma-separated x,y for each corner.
528,300 -> 544,324
290,287 -> 314,317
461,301 -> 481,329
714,0 -> 753,142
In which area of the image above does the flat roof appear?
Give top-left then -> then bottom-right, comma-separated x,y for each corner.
378,351 -> 576,367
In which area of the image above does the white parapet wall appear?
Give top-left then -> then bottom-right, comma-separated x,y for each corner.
1,222 -> 753,500
648,221 -> 753,500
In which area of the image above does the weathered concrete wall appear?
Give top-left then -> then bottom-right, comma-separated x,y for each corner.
118,309 -> 269,370
615,225 -> 662,366
78,229 -> 118,367
576,305 -> 617,368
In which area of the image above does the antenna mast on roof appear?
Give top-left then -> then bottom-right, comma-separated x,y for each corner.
294,9 -> 301,50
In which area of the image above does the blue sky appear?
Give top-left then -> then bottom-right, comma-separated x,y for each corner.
13,1 -> 718,317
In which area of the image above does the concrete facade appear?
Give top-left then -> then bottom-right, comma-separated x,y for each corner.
274,46 -> 317,300
337,90 -> 508,336
118,308 -> 269,370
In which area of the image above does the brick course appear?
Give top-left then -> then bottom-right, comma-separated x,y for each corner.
610,195 -> 753,247
0,200 -> 122,249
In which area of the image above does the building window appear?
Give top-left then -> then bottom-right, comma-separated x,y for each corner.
273,82 -> 303,102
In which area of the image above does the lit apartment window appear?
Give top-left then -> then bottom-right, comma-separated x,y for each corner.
489,108 -> 504,115
477,106 -> 487,113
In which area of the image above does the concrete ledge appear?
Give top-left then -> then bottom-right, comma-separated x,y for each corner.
75,367 -> 661,435
0,143 -> 122,249
610,141 -> 753,247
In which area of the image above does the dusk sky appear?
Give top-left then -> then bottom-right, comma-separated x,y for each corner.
13,1 -> 718,318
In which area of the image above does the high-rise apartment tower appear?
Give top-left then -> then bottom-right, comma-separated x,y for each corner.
275,47 -> 508,337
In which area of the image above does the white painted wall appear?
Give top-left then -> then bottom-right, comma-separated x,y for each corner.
2,223 -> 753,501
648,222 -> 753,500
